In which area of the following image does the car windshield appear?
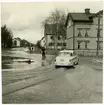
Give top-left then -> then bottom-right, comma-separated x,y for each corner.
59,52 -> 72,56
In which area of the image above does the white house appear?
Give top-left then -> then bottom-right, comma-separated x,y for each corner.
13,37 -> 21,47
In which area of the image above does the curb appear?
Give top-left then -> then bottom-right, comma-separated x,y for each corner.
92,59 -> 102,64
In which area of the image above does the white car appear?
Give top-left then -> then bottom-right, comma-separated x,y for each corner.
54,50 -> 79,67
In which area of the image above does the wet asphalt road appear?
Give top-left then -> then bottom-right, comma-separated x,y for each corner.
2,55 -> 103,103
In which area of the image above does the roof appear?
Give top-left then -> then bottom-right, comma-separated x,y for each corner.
45,24 -> 66,35
89,10 -> 103,18
65,12 -> 95,27
70,13 -> 94,21
65,10 -> 103,27
59,50 -> 74,53
14,37 -> 21,41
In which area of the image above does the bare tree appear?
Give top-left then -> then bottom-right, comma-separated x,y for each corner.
42,8 -> 66,51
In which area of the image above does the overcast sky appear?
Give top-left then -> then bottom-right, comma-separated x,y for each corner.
1,1 -> 103,44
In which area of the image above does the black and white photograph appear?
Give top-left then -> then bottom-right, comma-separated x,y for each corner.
1,0 -> 103,103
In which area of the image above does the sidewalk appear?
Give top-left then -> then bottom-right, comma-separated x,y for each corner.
92,58 -> 103,64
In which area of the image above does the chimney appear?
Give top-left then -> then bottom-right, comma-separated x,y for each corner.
85,8 -> 90,14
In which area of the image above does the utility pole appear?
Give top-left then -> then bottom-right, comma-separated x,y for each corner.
96,13 -> 100,56
54,20 -> 58,53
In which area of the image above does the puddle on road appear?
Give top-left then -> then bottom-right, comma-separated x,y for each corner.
2,57 -> 41,71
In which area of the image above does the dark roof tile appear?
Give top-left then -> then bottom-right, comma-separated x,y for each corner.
69,13 -> 95,21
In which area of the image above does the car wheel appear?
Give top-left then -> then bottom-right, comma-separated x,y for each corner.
76,62 -> 78,65
76,59 -> 79,65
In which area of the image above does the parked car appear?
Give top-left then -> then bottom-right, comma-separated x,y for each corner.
54,50 -> 79,67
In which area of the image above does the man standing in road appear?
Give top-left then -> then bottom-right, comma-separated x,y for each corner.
40,37 -> 46,60
41,47 -> 46,60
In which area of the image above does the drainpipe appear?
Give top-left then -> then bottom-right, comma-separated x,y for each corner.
44,24 -> 47,50
73,23 -> 75,51
96,13 -> 100,56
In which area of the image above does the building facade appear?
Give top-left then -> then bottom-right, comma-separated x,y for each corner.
65,9 -> 103,56
44,24 -> 66,50
13,37 -> 21,47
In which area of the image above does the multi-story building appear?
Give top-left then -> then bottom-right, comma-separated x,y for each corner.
65,8 -> 103,56
44,24 -> 66,50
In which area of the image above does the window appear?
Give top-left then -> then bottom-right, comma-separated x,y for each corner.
85,31 -> 88,37
78,30 -> 82,37
78,44 -> 80,49
50,36 -> 54,40
96,28 -> 102,37
84,41 -> 90,49
63,43 -> 66,46
14,40 -> 17,46
78,42 -> 81,49
98,44 -> 102,49
49,42 -> 54,46
97,41 -> 102,50
85,42 -> 88,49
58,36 -> 61,40
57,43 -> 62,46
77,28 -> 83,37
59,52 -> 73,56
77,41 -> 83,49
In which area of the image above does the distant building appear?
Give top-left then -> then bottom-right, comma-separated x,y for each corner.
13,37 -> 21,47
20,39 -> 30,47
34,44 -> 41,53
44,24 -> 66,50
65,8 -> 103,56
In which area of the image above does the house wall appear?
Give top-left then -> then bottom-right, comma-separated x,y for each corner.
46,34 -> 66,49
13,39 -> 20,47
66,25 -> 73,49
75,23 -> 97,49
93,16 -> 103,37
46,35 -> 54,49
66,38 -> 73,50
17,40 -> 20,47
75,37 -> 97,49
66,15 -> 103,56
74,20 -> 103,56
